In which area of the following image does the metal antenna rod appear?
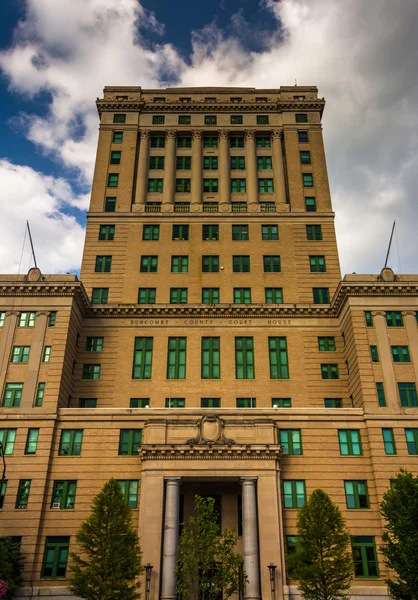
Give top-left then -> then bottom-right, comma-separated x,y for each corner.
26,221 -> 38,269
384,221 -> 396,268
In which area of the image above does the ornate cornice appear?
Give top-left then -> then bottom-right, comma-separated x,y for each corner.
139,443 -> 283,461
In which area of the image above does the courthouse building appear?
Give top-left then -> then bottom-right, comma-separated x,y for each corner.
1,86 -> 418,600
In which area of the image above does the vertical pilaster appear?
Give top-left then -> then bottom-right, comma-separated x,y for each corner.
241,477 -> 260,600
163,131 -> 177,205
373,311 -> 398,409
191,130 -> 203,204
160,477 -> 181,600
219,130 -> 230,205
20,311 -> 48,409
0,311 -> 19,395
134,130 -> 150,205
403,311 -> 418,384
272,130 -> 286,204
245,130 -> 258,204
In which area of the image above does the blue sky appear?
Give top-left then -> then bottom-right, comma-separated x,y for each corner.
1,0 -> 418,276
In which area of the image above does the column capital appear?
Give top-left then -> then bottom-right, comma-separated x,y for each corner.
245,130 -> 256,140
140,129 -> 151,140
240,476 -> 258,486
218,129 -> 229,140
165,130 -> 177,139
36,311 -> 50,317
165,477 -> 181,485
271,129 -> 283,140
192,129 -> 203,140
372,310 -> 386,317
5,311 -> 19,317
402,311 -> 416,317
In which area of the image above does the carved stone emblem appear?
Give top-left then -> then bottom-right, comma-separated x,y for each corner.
379,267 -> 396,282
26,267 -> 42,282
186,415 -> 235,445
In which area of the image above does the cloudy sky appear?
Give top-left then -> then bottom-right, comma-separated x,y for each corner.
1,0 -> 418,277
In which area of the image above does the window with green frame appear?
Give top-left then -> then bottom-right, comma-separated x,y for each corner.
298,130 -> 309,142
318,337 -> 336,352
382,428 -> 396,454
235,337 -> 254,379
18,312 -> 36,327
261,224 -> 278,240
234,288 -> 251,304
41,537 -> 70,578
309,255 -> 326,272
364,311 -> 373,326
25,428 -> 39,455
202,288 -> 220,304
233,255 -> 250,272
177,136 -> 192,148
203,136 -> 218,148
230,156 -> 245,169
151,136 -> 165,148
85,337 -> 104,352
130,398 -> 150,408
118,480 -> 139,508
295,113 -> 308,123
306,225 -> 322,241
178,115 -> 191,125
256,136 -> 271,148
10,346 -> 30,363
58,430 -> 83,456
268,337 -> 289,379
398,382 -> 417,407
236,398 -> 256,408
78,398 -> 97,408
2,383 -> 23,407
283,480 -> 306,508
167,337 -> 187,379
138,288 -> 156,304
324,398 -> 343,408
107,173 -> 119,187
202,224 -> 219,240
165,397 -> 186,408
230,137 -> 244,148
0,429 -> 16,455
48,312 -> 56,327
110,151 -> 121,164
176,178 -> 191,192
113,114 -> 126,123
132,337 -> 153,379
321,364 -> 339,379
176,156 -> 191,170
386,311 -> 403,327
279,430 -> 302,455
263,255 -> 281,272
142,225 -> 160,241
232,225 -> 249,240
35,383 -> 45,407
230,115 -> 243,125
152,115 -> 165,125
201,398 -> 221,408
302,173 -> 314,187
231,178 -> 246,192
257,156 -> 272,170
91,288 -> 108,304
405,428 -> 418,454
171,255 -> 189,273
300,151 -> 311,164
351,537 -> 379,577
258,178 -> 274,192
203,179 -> 218,192
51,481 -> 77,509
305,197 -> 316,212
118,429 -> 142,455
313,288 -> 330,304
0,481 -> 7,509
148,178 -> 163,192
95,255 -> 112,272
344,481 -> 369,509
149,156 -> 165,170
82,364 -> 100,380
140,255 -> 158,272
170,288 -> 188,304
43,346 -> 51,364
265,288 -> 283,304
370,346 -> 379,362
376,382 -> 386,407
204,115 -> 217,125
0,312 -> 5,327
104,197 -> 116,212
201,337 -> 220,379
172,224 -> 189,240
112,131 -> 123,143
202,255 -> 219,272
99,224 -> 115,241
392,346 -> 410,362
338,430 -> 362,455
203,156 -> 218,170
272,398 -> 291,408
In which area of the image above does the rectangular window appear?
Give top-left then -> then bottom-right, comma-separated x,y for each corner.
280,430 -> 302,455
48,312 -> 56,327
78,398 -> 97,408
398,383 -> 417,407
257,156 -> 272,170
313,288 -> 330,304
51,481 -> 77,509
283,480 -> 306,508
203,136 -> 218,148
2,383 -> 23,407
118,480 -> 139,508
344,481 -> 369,509
382,428 -> 396,454
0,481 -> 7,509
364,311 -> 373,327
18,312 -> 36,327
167,337 -> 187,379
272,398 -> 291,408
321,364 -> 339,379
300,151 -> 311,164
295,114 -> 308,123
202,225 -> 219,240
230,137 -> 244,148
234,288 -> 251,303
112,131 -> 123,143
303,173 -> 314,187
11,346 -> 30,363
110,151 -> 121,165
140,256 -> 158,272
201,337 -> 220,379
151,136 -> 165,148
305,197 -> 316,212
149,156 -> 165,170
324,398 -> 343,408
370,346 -> 379,362
376,383 -> 386,407
405,428 -> 418,454
82,364 -> 100,380
107,173 -> 119,188
176,178 -> 191,192
15,480 -> 31,509
177,137 -> 192,148
236,398 -> 256,408
85,337 -> 104,352
309,255 -> 326,272
41,536 -> 70,578
258,179 -> 274,193
269,337 -> 289,379
230,115 -> 243,125
203,156 -> 218,170
95,255 -> 112,273
232,225 -> 249,240
338,430 -> 362,455
104,197 -> 116,212
231,179 -> 246,192
263,255 -> 281,272
202,288 -> 220,304
171,255 -> 189,273
261,225 -> 278,241
201,398 -> 221,408
392,346 -> 411,363
165,397 -> 186,408
265,288 -> 283,304
35,383 -> 45,407
202,256 -> 219,272
152,116 -> 165,125
25,428 -> 39,455
203,179 -> 218,192
352,537 -> 379,577
257,115 -> 269,125
306,225 -> 322,240
132,338 -> 153,379
58,430 -> 83,456
170,288 -> 188,303
386,311 -> 403,327
99,225 -> 115,241
113,114 -> 126,123
204,116 -> 217,125
0,312 -> 5,327
178,115 -> 191,125
130,398 -> 150,408
138,288 -> 156,304
176,156 -> 191,170
233,255 -> 250,272
235,337 -> 254,379
0,429 -> 16,455
298,131 -> 309,143
118,430 -> 142,455
256,137 -> 271,148
91,288 -> 108,304
230,157 -> 245,170
318,337 -> 336,351
148,179 -> 163,192
172,225 -> 189,240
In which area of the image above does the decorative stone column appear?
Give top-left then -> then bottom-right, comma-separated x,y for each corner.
271,130 -> 286,204
134,130 -> 150,205
191,130 -> 203,204
219,130 -> 230,204
0,311 -> 19,395
403,311 -> 418,385
20,311 -> 48,410
163,131 -> 177,205
160,477 -> 181,600
245,130 -> 258,204
372,311 -> 398,409
241,477 -> 260,600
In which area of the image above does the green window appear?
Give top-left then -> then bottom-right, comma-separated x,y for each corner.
231,178 -> 246,192
171,256 -> 189,273
151,136 -> 165,148
201,337 -> 220,379
78,398 -> 97,408
338,430 -> 362,455
167,337 -> 187,379
178,116 -> 191,125
261,224 -> 278,240
58,430 -> 83,456
392,346 -> 410,362
321,364 -> 339,379
138,288 -> 156,304
398,383 -> 417,407
99,225 -> 115,241
232,225 -> 249,240
48,312 -> 57,327
230,137 -> 244,148
300,151 -> 311,164
177,136 -> 191,148
15,480 -> 31,509
257,156 -> 272,170
202,256 -> 219,272
202,225 -> 219,240
382,428 -> 396,454
0,481 -> 7,509
148,178 -> 163,192
25,428 -> 39,455
235,337 -> 254,379
257,115 -> 269,124
234,288 -> 251,304
18,312 -> 36,327
0,312 -> 5,327
298,131 -> 309,142
152,116 -> 165,125
309,255 -> 326,272
344,481 -> 369,509
2,383 -> 23,407
204,115 -> 217,125
305,197 -> 316,212
165,398 -> 186,408
118,480 -> 139,508
233,255 -> 250,272
258,179 -> 274,192
140,256 -> 158,272
236,398 -> 256,408
202,288 -> 220,304
107,173 -> 119,188
51,481 -> 77,509
91,288 -> 108,304
113,113 -> 126,123
82,364 -> 100,380
230,157 -> 245,169
351,537 -> 379,577
0,429 -> 16,455
85,337 -> 104,352
376,383 -> 386,407
35,383 -> 45,407
176,156 -> 191,170
130,398 -> 150,408
263,255 -> 281,272
280,430 -> 302,455
110,151 -> 121,165
201,398 -> 221,408
149,156 -> 165,170
172,224 -> 189,240
132,337 -> 153,379
370,346 -> 379,362
265,288 -> 283,304
203,137 -> 218,148
170,288 -> 188,303
324,398 -> 343,408
230,115 -> 243,125
176,178 -> 191,192
11,346 -> 30,363
268,337 -> 289,379
256,137 -> 271,148
318,337 -> 336,351
112,131 -> 123,143
313,288 -> 330,304
364,311 -> 373,327
295,113 -> 308,123
283,480 -> 306,508
104,197 -> 116,212
302,173 -> 314,187
118,429 -> 142,455
203,156 -> 218,170
95,255 -> 112,272
203,179 -> 218,192
272,398 -> 291,408
386,311 -> 403,327
41,537 -> 70,578
405,428 -> 418,454
306,225 -> 322,240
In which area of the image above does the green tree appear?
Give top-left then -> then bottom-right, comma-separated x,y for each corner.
69,478 -> 143,600
175,495 -> 246,600
289,489 -> 353,600
0,537 -> 24,599
380,469 -> 418,600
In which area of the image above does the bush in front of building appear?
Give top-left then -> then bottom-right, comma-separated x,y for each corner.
0,537 -> 24,599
